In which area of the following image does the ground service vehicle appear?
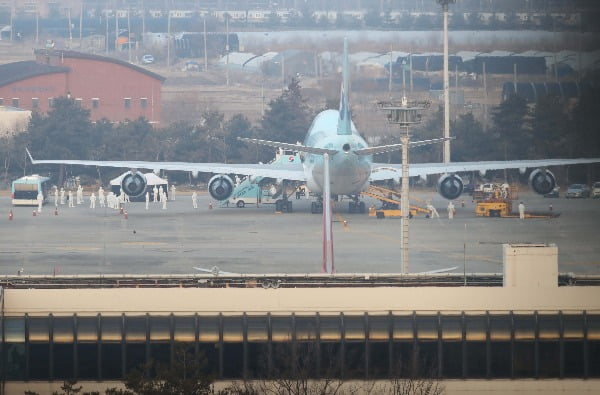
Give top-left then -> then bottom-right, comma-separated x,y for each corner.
592,182 -> 600,198
11,175 -> 50,206
566,184 -> 590,198
544,186 -> 560,198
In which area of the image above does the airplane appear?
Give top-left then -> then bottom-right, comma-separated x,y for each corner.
26,39 -> 600,215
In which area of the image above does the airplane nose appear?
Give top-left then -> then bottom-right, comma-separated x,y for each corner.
342,143 -> 351,153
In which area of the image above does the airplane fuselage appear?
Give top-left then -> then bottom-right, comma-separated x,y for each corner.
302,109 -> 372,196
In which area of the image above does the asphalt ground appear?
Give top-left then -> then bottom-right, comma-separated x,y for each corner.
1,190 -> 599,276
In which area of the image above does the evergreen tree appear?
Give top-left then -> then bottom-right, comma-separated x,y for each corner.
530,94 -> 569,158
491,93 -> 531,160
20,96 -> 95,184
450,113 -> 497,161
224,114 -> 253,163
258,77 -> 313,152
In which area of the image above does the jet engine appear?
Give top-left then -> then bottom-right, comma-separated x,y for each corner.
208,174 -> 235,201
121,171 -> 147,198
529,169 -> 556,195
438,174 -> 464,200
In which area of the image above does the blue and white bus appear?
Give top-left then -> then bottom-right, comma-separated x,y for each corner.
11,175 -> 51,206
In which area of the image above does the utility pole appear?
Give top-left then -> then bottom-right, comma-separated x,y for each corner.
167,10 -> 171,68
105,11 -> 109,54
437,0 -> 456,164
127,7 -> 131,62
203,17 -> 208,71
35,1 -> 39,45
377,98 -> 429,274
79,2 -> 83,49
226,14 -> 230,86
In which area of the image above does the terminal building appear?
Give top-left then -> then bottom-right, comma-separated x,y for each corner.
1,244 -> 599,393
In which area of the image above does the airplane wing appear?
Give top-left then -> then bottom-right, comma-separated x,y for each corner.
370,158 -> 600,181
26,148 -> 306,181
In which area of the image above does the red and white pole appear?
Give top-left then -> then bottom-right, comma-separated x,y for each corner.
322,153 -> 334,273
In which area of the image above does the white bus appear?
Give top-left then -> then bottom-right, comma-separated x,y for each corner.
11,175 -> 51,206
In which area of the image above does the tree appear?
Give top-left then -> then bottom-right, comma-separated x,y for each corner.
530,94 -> 569,158
224,114 -> 253,163
451,113 -> 498,162
492,93 -> 531,160
257,78 -> 313,160
570,84 -> 600,158
22,96 -> 95,184
108,345 -> 214,395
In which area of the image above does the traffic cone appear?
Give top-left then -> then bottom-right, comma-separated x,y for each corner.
120,207 -> 124,214
9,210 -> 13,220
54,207 -> 58,215
209,202 -> 213,209
124,210 -> 128,219
33,210 -> 36,217
461,199 -> 465,208
549,204 -> 553,212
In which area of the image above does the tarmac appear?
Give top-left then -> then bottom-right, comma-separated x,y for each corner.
1,190 -> 599,276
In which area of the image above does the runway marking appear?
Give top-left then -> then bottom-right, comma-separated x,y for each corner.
56,247 -> 101,251
121,242 -> 167,246
334,213 -> 349,231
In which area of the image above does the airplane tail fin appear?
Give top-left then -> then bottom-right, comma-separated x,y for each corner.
337,38 -> 351,136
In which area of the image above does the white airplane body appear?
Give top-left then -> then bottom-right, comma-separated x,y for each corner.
27,40 -> 600,210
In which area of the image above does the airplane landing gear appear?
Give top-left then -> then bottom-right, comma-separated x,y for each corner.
311,197 -> 323,214
275,180 -> 293,212
348,196 -> 366,214
276,199 -> 293,212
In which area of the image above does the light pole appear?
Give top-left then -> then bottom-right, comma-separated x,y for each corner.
377,97 -> 429,274
437,0 -> 456,164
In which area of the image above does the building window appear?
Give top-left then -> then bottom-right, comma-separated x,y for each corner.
140,97 -> 147,109
92,98 -> 99,109
32,98 -> 39,109
75,98 -> 82,107
48,97 -> 54,107
12,98 -> 19,108
124,98 -> 131,109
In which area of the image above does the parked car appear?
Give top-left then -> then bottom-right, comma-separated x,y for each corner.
141,54 -> 154,64
592,182 -> 600,198
544,186 -> 560,198
565,184 -> 590,198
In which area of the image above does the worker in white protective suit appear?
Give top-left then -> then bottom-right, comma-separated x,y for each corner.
426,201 -> 440,218
192,191 -> 198,209
37,192 -> 43,213
60,187 -> 65,205
447,201 -> 455,219
145,191 -> 150,210
161,191 -> 167,210
76,185 -> 83,204
53,187 -> 58,207
90,192 -> 96,209
153,185 -> 158,202
98,188 -> 105,208
518,201 -> 525,220
68,190 -> 74,207
170,184 -> 176,201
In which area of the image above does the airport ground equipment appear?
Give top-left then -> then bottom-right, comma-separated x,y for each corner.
362,185 -> 429,219
474,183 -> 516,217
221,148 -> 300,211
474,184 -> 558,218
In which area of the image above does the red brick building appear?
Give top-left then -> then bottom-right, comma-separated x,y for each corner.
0,49 -> 165,124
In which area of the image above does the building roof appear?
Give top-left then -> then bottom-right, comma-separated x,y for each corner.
0,60 -> 69,88
33,49 -> 166,82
